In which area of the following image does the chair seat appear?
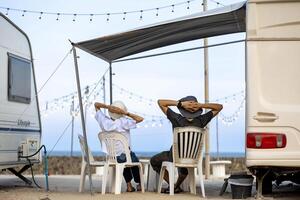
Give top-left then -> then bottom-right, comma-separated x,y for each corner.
90,161 -> 106,166
106,161 -> 142,167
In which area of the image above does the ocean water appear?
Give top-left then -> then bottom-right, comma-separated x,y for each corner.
49,151 -> 244,158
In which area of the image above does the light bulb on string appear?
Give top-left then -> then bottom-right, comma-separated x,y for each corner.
156,8 -> 159,16
171,5 -> 175,12
6,8 -> 9,15
139,10 -> 143,20
89,14 -> 94,22
123,12 -> 126,20
106,13 -> 110,22
152,122 -> 156,127
39,12 -> 43,20
22,10 -> 26,17
232,96 -> 236,103
187,1 -> 190,9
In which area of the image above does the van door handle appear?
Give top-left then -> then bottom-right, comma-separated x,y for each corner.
253,112 -> 279,122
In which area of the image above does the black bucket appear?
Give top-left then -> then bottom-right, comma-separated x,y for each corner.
228,174 -> 253,199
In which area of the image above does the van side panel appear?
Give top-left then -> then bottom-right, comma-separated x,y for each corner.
0,14 -> 41,168
246,0 -> 300,167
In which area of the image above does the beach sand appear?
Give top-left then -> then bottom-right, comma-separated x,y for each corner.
0,175 -> 233,200
1,174 -> 300,200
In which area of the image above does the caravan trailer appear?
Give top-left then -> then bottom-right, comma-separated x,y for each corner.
246,0 -> 300,194
0,13 -> 41,178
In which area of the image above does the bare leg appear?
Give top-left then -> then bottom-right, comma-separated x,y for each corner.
175,174 -> 188,189
127,182 -> 135,192
163,170 -> 169,184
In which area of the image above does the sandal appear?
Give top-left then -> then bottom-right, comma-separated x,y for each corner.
174,187 -> 183,193
161,187 -> 183,194
161,187 -> 169,194
126,187 -> 136,192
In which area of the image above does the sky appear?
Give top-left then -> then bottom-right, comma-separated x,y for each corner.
1,0 -> 246,154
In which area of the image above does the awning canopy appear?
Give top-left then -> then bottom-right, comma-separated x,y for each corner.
74,1 -> 246,63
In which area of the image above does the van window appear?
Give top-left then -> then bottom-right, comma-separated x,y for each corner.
8,53 -> 31,104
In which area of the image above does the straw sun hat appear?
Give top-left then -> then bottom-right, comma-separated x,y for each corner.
108,100 -> 128,120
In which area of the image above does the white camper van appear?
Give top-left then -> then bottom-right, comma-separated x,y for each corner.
0,13 -> 41,181
246,0 -> 300,194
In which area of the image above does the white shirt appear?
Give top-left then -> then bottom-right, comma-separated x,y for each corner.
95,109 -> 136,156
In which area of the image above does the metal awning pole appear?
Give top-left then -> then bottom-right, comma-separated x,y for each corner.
109,62 -> 113,104
71,46 -> 93,194
203,0 -> 210,180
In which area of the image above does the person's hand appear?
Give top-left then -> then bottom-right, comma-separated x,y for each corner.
182,101 -> 201,112
108,106 -> 127,115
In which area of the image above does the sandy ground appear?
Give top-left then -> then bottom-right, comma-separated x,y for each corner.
0,175 -> 300,200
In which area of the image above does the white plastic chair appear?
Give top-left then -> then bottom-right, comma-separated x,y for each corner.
78,134 -> 105,192
157,126 -> 206,196
98,131 -> 145,194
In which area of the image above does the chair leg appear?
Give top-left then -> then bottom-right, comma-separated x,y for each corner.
102,164 -> 109,194
79,162 -> 87,192
187,168 -> 196,194
109,167 -> 115,193
157,165 -> 166,194
115,164 -> 124,194
166,165 -> 174,195
143,163 -> 149,191
138,164 -> 145,193
198,164 -> 205,197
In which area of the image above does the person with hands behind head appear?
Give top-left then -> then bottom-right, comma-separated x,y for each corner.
94,101 -> 143,192
150,96 -> 223,194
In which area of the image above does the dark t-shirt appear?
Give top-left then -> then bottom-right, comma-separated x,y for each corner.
167,108 -> 214,129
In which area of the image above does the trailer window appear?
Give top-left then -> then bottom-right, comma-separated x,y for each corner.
8,54 -> 31,104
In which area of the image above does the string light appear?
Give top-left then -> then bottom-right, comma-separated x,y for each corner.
139,10 -> 143,20
56,13 -> 60,21
209,0 -> 225,7
0,0 -> 224,22
39,12 -> 43,19
219,98 -> 245,126
73,14 -> 77,22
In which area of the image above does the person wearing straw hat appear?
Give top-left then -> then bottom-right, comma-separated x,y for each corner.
150,96 -> 223,193
94,101 -> 144,192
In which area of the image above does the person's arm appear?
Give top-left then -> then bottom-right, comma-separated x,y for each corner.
124,112 -> 144,123
196,103 -> 223,117
157,99 -> 178,115
94,102 -> 109,111
94,102 -> 143,123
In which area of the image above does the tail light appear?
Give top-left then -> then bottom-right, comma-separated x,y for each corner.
247,133 -> 286,149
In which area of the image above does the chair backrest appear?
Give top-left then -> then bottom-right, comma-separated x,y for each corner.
78,134 -> 95,163
98,131 -> 132,164
172,126 -> 205,166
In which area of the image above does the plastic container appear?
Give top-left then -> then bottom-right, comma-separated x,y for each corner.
228,174 -> 254,199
